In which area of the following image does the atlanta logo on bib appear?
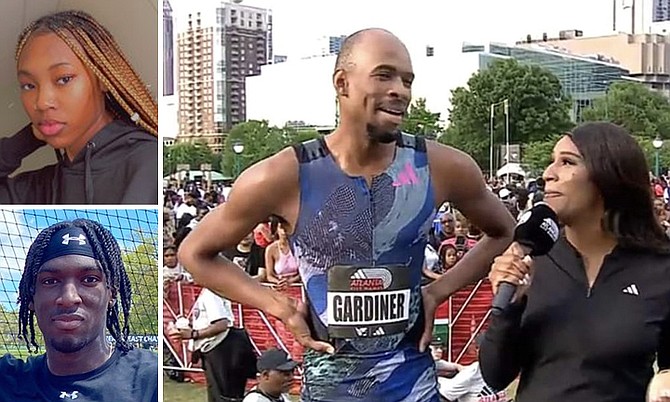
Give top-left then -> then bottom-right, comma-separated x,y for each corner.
327,265 -> 411,339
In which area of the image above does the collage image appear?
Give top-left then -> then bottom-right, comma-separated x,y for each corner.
0,0 -> 160,400
3,0 -> 670,401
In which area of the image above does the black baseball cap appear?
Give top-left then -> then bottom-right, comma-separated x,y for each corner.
257,348 -> 298,372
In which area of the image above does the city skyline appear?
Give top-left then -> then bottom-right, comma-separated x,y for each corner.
161,0 -> 666,138
168,0 -> 637,60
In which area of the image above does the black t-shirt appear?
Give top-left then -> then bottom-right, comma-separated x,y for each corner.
223,246 -> 263,276
0,348 -> 157,401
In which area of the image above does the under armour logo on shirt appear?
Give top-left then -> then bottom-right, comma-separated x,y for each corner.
62,234 -> 87,245
59,391 -> 79,399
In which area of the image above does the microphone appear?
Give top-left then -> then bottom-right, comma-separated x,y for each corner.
491,202 -> 560,315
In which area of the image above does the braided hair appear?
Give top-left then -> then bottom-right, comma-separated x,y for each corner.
15,10 -> 158,136
17,219 -> 133,353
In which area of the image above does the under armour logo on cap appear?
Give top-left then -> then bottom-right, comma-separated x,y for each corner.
62,234 -> 86,245
43,227 -> 96,264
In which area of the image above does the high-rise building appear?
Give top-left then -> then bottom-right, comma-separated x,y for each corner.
303,35 -> 347,58
163,0 -> 174,96
273,55 -> 288,64
177,1 -> 270,152
328,35 -> 346,55
654,0 -> 670,22
267,12 -> 274,64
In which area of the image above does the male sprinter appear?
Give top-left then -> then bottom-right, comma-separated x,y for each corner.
180,28 -> 514,401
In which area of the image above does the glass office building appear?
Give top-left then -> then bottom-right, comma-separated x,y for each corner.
477,43 -> 630,121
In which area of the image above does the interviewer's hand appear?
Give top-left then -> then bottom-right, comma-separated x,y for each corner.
488,242 -> 534,303
648,370 -> 670,402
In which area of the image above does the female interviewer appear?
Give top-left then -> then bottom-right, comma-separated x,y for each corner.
480,122 -> 670,402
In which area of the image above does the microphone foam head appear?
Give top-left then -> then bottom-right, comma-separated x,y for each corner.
515,202 -> 560,256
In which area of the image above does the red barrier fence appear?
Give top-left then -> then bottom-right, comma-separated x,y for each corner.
163,280 -> 493,385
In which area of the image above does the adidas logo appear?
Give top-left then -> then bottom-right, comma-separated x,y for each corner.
392,161 -> 419,187
355,327 -> 368,336
373,327 -> 385,336
622,284 -> 639,296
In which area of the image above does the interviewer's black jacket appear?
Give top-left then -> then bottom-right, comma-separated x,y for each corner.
480,236 -> 670,402
0,120 -> 157,204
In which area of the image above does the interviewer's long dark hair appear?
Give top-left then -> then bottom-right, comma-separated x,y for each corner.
568,122 -> 670,253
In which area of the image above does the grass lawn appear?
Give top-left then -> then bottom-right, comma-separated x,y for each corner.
163,374 -> 300,402
163,374 -> 208,402
163,373 -> 516,401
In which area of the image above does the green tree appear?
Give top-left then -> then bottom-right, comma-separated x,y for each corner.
400,98 -> 444,139
581,81 -> 670,139
122,235 -> 158,337
282,124 -> 322,145
522,134 -> 562,176
635,136 -> 670,176
0,304 -> 36,357
163,141 -> 219,175
221,121 -> 321,177
441,59 -> 573,171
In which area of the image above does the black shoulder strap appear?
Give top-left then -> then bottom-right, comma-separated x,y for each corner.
398,132 -> 427,153
292,137 -> 329,163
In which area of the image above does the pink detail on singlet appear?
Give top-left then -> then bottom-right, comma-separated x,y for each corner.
275,247 -> 299,276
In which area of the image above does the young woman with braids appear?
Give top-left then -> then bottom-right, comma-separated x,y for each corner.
0,10 -> 158,204
0,219 -> 157,401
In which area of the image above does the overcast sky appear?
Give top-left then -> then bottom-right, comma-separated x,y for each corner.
169,0 -> 654,58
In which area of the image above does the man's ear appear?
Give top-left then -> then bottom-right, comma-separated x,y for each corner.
333,70 -> 349,97
108,288 -> 117,306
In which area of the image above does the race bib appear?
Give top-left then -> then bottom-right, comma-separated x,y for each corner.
327,265 -> 411,339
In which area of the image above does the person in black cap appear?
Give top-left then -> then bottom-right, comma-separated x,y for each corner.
243,348 -> 297,402
0,218 -> 157,401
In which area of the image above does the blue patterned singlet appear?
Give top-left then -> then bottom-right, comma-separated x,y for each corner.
290,133 -> 439,402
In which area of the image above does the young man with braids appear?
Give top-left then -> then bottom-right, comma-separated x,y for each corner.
0,10 -> 157,204
0,219 -> 157,401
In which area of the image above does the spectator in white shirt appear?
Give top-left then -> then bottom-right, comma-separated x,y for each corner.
175,192 -> 198,220
169,288 -> 256,401
438,334 -> 508,402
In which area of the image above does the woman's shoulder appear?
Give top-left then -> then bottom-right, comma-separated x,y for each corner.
266,241 -> 279,253
640,250 -> 670,272
100,120 -> 155,150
